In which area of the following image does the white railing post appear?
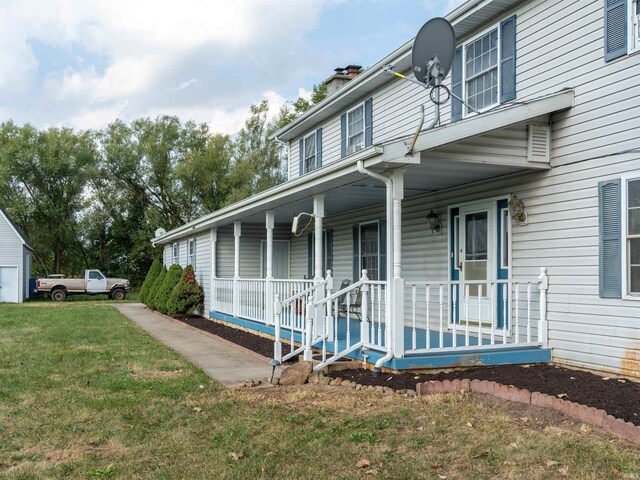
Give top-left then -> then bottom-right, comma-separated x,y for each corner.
303,295 -> 314,361
210,227 -> 217,312
274,294 -> 282,362
265,210 -> 274,325
233,221 -> 241,317
538,267 -> 549,348
360,270 -> 370,345
325,270 -> 334,339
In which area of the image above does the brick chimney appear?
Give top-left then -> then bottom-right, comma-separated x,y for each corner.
323,65 -> 362,96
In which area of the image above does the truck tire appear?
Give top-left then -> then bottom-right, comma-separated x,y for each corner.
111,288 -> 126,301
51,289 -> 66,302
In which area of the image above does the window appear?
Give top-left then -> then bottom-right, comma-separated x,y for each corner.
303,133 -> 316,174
626,178 -> 640,295
340,98 -> 372,157
465,29 -> 498,111
298,128 -> 322,176
605,0 -> 640,60
172,243 -> 179,265
188,238 -> 196,270
360,223 -> 379,280
88,271 -> 104,280
347,104 -> 365,155
451,16 -> 516,121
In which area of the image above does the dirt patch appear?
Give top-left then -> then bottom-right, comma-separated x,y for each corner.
172,315 -> 287,360
330,364 -> 640,426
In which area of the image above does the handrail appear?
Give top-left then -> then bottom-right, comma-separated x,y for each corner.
280,278 -> 329,305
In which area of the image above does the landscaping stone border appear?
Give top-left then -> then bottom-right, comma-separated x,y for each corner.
416,379 -> 640,445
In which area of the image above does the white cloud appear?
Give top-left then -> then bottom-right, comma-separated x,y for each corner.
69,100 -> 129,130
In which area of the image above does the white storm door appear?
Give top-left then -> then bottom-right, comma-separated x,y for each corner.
0,267 -> 19,303
459,202 -> 496,324
86,271 -> 107,293
261,240 -> 290,279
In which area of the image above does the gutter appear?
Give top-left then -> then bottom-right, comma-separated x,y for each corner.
356,160 -> 394,372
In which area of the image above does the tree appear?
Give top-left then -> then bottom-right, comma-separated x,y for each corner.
139,258 -> 162,304
166,265 -> 204,315
146,266 -> 167,310
154,264 -> 183,314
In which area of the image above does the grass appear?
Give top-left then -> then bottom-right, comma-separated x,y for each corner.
1,304 -> 639,479
26,290 -> 139,304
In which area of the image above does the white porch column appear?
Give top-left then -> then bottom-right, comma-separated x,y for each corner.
265,210 -> 275,325
210,227 -> 217,312
391,169 -> 405,357
313,195 -> 325,337
233,221 -> 241,317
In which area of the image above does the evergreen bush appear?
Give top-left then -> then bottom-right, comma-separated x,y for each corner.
155,264 -> 183,314
146,266 -> 167,311
167,265 -> 204,315
139,258 -> 162,304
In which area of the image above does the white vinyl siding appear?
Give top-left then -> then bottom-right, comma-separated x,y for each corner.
0,212 -> 27,303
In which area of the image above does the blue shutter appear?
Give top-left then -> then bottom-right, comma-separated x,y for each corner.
379,219 -> 386,281
326,229 -> 333,274
299,138 -> 304,176
604,0 -> 627,61
364,97 -> 373,147
307,232 -> 313,279
451,47 -> 463,122
352,225 -> 360,281
599,179 -> 622,298
316,128 -> 322,169
500,15 -> 517,103
340,113 -> 347,158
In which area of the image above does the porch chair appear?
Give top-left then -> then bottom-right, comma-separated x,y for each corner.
337,280 -> 363,320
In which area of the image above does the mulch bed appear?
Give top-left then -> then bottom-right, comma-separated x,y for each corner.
330,365 -> 640,426
173,315 -> 285,360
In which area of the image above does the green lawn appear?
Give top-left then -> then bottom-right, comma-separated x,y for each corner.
1,304 -> 639,479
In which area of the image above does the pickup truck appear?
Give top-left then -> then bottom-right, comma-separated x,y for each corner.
36,269 -> 131,301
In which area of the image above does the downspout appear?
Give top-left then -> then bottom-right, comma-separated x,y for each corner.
356,160 -> 394,372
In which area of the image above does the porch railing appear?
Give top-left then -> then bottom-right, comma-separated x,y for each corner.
405,268 -> 549,355
211,278 -> 234,316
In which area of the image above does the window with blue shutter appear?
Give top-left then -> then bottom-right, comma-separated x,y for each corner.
451,47 -> 463,122
300,128 -> 322,175
364,97 -> 373,147
604,0 -> 628,61
500,15 -> 517,103
340,98 -> 372,157
352,225 -> 360,281
340,114 -> 347,158
599,179 -> 622,298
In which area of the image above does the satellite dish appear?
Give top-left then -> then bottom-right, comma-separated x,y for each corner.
411,17 -> 456,86
155,228 -> 166,238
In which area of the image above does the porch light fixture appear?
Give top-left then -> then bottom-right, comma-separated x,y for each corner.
426,210 -> 442,233
508,194 -> 528,223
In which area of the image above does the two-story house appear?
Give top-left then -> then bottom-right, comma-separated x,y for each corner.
153,0 -> 640,378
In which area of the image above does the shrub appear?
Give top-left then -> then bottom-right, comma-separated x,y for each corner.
146,266 -> 167,311
139,258 -> 162,304
154,264 -> 183,314
167,265 -> 204,316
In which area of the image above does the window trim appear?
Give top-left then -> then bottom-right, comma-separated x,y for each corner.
621,173 -> 640,298
346,102 -> 366,155
629,0 -> 640,54
302,132 -> 317,174
188,238 -> 196,270
461,22 -> 501,117
172,242 -> 179,265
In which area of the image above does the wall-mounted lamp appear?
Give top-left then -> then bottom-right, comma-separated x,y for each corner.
508,194 -> 528,223
426,210 -> 442,233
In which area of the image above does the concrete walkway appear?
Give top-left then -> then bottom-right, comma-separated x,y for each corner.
114,303 -> 280,387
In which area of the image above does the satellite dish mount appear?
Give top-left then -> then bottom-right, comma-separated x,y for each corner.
383,17 -> 479,156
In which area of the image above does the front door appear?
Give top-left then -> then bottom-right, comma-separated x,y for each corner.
459,202 -> 495,324
261,240 -> 290,279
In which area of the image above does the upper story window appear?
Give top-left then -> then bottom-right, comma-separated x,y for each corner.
605,0 -> 639,60
465,29 -> 498,111
340,97 -> 373,158
172,242 -> 179,265
347,104 -> 365,155
188,238 -> 196,270
303,132 -> 317,173
298,128 -> 322,176
451,16 -> 516,121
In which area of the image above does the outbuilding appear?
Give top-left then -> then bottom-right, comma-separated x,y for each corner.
0,208 -> 33,303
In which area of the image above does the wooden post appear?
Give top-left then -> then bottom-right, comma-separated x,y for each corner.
313,195 -> 325,337
538,267 -> 549,348
391,169 -> 405,358
210,227 -> 217,312
304,295 -> 314,361
274,294 -> 282,362
233,221 -> 241,317
360,269 -> 370,345
265,210 -> 274,325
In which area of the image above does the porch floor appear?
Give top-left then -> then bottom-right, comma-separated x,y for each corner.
209,311 -> 551,370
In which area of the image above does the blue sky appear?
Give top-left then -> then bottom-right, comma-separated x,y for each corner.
0,0 -> 463,134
